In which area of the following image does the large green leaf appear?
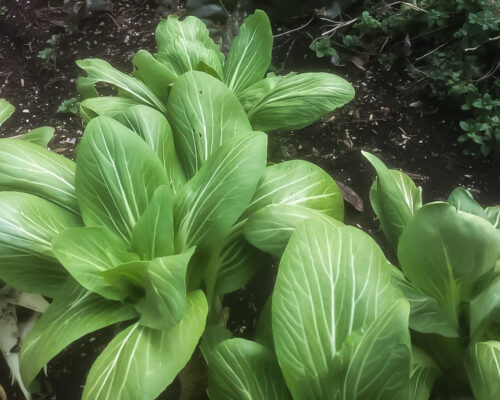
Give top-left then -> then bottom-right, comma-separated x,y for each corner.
75,116 -> 169,243
448,187 -> 488,219
398,202 -> 500,331
244,204 -> 343,257
466,341 -> 500,400
243,160 -> 344,219
82,290 -> 208,400
114,105 -> 186,194
363,151 -> 422,248
52,227 -> 139,300
391,267 -> 460,338
223,10 -> 273,96
136,249 -> 194,330
213,226 -> 267,296
79,97 -> 140,123
470,277 -> 500,339
409,347 -> 440,400
157,38 -> 224,78
0,138 -> 78,213
19,126 -> 54,147
0,98 -> 14,126
166,71 -> 253,178
174,132 -> 267,251
132,50 -> 177,103
200,325 -> 233,359
131,185 -> 175,260
155,15 -> 222,60
77,59 -> 166,112
239,72 -> 354,131
207,338 -> 291,400
486,206 -> 500,229
273,219 -> 406,399
448,188 -> 500,230
0,192 -> 81,296
339,300 -> 411,400
20,278 -> 138,386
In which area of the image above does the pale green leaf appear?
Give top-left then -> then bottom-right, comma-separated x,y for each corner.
213,228 -> 267,296
223,10 -> 273,95
243,160 -> 344,220
467,341 -> 500,400
114,105 -> 186,194
448,187 -> 487,220
239,72 -> 354,131
207,338 -> 291,400
340,300 -> 411,400
200,325 -> 232,360
166,71 -> 252,178
82,290 -> 208,400
155,15 -> 222,59
486,206 -> 500,229
19,126 -> 54,147
0,192 -> 81,297
76,58 -> 166,112
132,49 -> 177,103
244,204 -> 343,257
157,38 -> 223,78
273,220 -> 403,399
52,227 -> 139,300
174,132 -> 267,251
363,151 -> 422,248
398,202 -> 500,331
131,185 -> 175,260
0,98 -> 14,126
75,116 -> 169,243
136,249 -> 195,330
390,267 -> 460,338
20,278 -> 138,386
409,347 -> 440,400
470,277 -> 500,338
79,96 -> 140,123
0,138 -> 78,213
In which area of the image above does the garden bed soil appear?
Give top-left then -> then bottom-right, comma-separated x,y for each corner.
1,1 -> 499,399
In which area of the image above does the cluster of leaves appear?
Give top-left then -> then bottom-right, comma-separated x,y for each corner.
0,10 -> 355,400
77,10 -> 353,133
316,0 -> 500,156
364,151 -> 500,399
57,97 -> 80,114
37,34 -> 59,70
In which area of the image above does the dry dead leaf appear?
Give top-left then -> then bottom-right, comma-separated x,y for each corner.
350,55 -> 367,71
337,181 -> 364,212
0,384 -> 6,400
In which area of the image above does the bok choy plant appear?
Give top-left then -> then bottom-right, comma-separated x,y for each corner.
205,217 -> 414,400
76,10 -> 354,133
363,151 -> 500,400
0,75 -> 346,398
0,99 -> 56,399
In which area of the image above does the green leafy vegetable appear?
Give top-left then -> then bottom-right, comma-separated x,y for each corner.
239,72 -> 354,131
363,151 -> 422,248
0,98 -> 15,126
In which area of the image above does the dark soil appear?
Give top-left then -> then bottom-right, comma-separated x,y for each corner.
0,1 -> 499,399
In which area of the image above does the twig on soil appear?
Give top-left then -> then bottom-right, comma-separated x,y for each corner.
279,36 -> 301,71
473,61 -> 500,82
414,41 -> 449,61
321,17 -> 358,37
274,18 -> 314,38
386,1 -> 428,12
